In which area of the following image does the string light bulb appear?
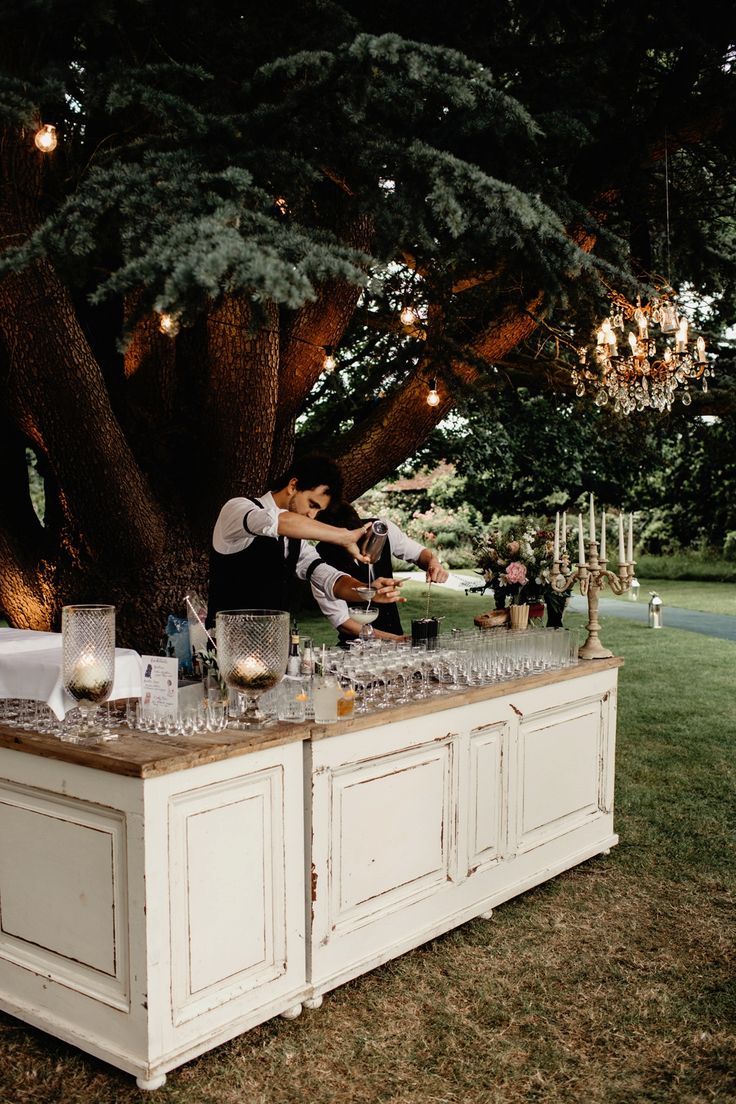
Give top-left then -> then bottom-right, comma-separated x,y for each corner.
34,124 -> 57,153
426,378 -> 441,407
322,345 -> 336,372
400,305 -> 419,327
158,312 -> 180,337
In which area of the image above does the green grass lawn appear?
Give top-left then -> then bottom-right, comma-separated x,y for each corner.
1,592 -> 735,1104
613,577 -> 736,616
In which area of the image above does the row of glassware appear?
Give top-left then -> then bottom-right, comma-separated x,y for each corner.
0,626 -> 579,740
308,626 -> 580,718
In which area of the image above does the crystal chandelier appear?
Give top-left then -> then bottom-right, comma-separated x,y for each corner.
573,287 -> 712,414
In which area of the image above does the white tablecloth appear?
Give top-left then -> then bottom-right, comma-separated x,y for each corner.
0,629 -> 142,719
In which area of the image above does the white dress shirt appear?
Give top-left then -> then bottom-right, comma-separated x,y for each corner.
212,492 -> 348,600
316,519 -> 425,629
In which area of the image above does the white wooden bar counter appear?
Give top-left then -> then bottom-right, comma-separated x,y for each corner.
0,657 -> 621,1089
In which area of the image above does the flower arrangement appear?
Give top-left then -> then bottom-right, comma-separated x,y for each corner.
472,518 -> 556,608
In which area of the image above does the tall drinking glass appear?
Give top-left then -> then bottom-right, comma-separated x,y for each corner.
62,604 -> 116,744
216,610 -> 289,728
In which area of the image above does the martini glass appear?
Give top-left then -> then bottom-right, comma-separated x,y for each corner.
348,606 -> 379,642
216,609 -> 289,728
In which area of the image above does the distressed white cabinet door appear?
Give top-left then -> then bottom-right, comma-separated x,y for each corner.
155,741 -> 307,1057
310,716 -> 458,991
515,692 -> 611,853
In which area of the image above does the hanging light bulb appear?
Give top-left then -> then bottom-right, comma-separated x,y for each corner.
34,124 -> 57,153
322,345 -> 336,372
400,305 -> 419,327
426,378 -> 441,407
158,312 -> 180,337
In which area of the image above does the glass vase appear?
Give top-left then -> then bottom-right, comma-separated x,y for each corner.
61,604 -> 116,744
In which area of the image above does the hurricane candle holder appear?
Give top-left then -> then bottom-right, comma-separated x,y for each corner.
61,604 -> 116,743
550,500 -> 635,659
215,609 -> 290,728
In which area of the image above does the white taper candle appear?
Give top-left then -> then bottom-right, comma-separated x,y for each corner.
618,515 -> 626,565
589,493 -> 596,543
554,512 -> 560,561
578,514 -> 585,566
600,510 -> 606,561
627,514 -> 634,562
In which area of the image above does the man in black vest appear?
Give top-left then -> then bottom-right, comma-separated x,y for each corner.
206,455 -> 403,627
314,502 -> 448,643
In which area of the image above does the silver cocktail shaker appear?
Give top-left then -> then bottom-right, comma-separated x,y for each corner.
358,520 -> 389,563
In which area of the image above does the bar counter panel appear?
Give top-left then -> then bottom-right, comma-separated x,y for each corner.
0,658 -> 621,1089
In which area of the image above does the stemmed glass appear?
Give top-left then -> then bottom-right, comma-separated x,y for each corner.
348,605 -> 379,642
61,604 -> 116,745
216,609 -> 290,728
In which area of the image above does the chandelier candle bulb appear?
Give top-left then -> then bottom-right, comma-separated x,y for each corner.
676,317 -> 688,353
696,336 -> 706,364
600,511 -> 606,561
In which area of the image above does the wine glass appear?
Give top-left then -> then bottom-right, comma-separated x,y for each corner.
215,610 -> 290,728
62,604 -> 116,744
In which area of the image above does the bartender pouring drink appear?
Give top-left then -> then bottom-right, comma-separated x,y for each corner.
315,502 -> 448,643
206,455 -> 404,627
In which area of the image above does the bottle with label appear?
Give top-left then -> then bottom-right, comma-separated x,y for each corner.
287,624 -> 301,677
299,637 -> 315,718
278,624 -> 306,723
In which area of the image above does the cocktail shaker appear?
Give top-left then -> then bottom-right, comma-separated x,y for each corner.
358,519 -> 389,563
412,617 -> 440,650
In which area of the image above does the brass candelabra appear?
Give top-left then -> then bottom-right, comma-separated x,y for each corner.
550,542 -> 634,660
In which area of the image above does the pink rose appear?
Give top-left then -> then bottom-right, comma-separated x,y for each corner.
505,561 -> 528,585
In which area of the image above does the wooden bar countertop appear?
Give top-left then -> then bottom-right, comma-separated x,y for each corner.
0,657 -> 623,780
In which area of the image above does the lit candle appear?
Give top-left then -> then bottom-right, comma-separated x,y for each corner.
627,514 -> 634,562
554,512 -> 560,561
589,493 -> 596,543
71,654 -> 107,693
231,655 -> 270,690
578,514 -> 585,567
676,316 -> 688,353
618,515 -> 626,565
600,510 -> 606,561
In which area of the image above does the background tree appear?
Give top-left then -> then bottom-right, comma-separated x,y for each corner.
1,0 -> 734,646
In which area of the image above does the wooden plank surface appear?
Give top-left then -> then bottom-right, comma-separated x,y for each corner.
0,658 -> 622,778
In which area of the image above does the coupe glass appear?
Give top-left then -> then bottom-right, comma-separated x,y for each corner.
216,609 -> 289,728
348,605 -> 379,641
62,604 -> 116,744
